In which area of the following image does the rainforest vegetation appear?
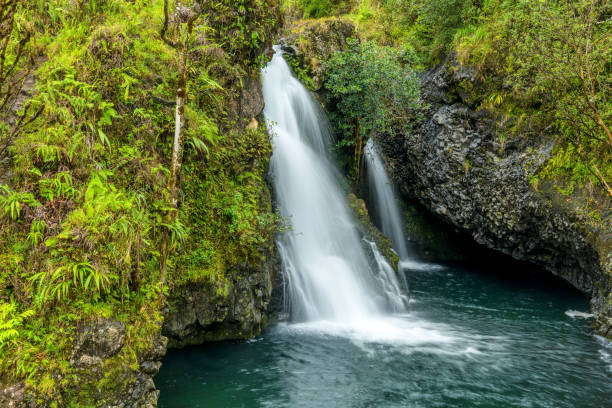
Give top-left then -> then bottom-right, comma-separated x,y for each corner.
284,0 -> 611,204
0,0 -> 279,405
0,0 -> 609,406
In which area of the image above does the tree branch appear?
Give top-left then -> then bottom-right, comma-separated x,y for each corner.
152,95 -> 176,106
161,0 -> 178,49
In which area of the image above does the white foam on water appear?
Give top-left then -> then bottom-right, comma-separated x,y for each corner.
565,310 -> 594,319
595,335 -> 612,373
275,314 -> 505,360
399,259 -> 446,272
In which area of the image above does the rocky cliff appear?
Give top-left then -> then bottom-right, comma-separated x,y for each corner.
163,242 -> 278,348
376,57 -> 612,338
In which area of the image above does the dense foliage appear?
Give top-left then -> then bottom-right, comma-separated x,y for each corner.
283,0 -> 352,19
324,39 -> 420,179
456,0 -> 611,198
292,0 -> 610,205
0,0 -> 279,405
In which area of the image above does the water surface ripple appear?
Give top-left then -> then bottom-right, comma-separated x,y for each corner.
157,265 -> 612,408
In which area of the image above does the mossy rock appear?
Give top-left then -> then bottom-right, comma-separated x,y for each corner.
281,17 -> 356,90
347,193 -> 399,271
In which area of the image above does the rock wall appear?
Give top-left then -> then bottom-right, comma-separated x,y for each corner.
161,65 -> 281,347
0,320 -> 167,408
376,57 -> 612,337
280,17 -> 356,90
163,248 -> 278,348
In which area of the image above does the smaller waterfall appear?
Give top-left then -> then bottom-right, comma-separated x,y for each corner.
364,139 -> 410,260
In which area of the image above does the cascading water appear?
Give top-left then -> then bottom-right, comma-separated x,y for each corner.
364,139 -> 410,260
262,47 -> 407,322
364,139 -> 440,273
157,50 -> 612,408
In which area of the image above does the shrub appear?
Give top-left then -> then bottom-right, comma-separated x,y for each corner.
324,38 -> 421,179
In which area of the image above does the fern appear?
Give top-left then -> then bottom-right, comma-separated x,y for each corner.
0,185 -> 41,220
0,302 -> 34,352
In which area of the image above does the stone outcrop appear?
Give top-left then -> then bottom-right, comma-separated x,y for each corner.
347,193 -> 399,270
0,319 -> 168,408
70,319 -> 127,368
376,56 -> 611,337
162,248 -> 279,347
69,319 -> 167,408
104,334 -> 168,408
281,18 -> 356,90
0,384 -> 27,408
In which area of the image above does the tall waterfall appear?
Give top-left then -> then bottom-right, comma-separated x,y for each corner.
363,139 -> 409,260
262,47 -> 407,322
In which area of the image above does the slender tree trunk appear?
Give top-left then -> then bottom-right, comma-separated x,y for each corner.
160,41 -> 187,284
169,47 -> 187,215
591,160 -> 612,198
160,2 -> 199,283
354,118 -> 363,182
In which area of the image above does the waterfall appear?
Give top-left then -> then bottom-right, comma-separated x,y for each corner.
363,138 -> 409,260
262,47 -> 407,322
363,139 -> 440,273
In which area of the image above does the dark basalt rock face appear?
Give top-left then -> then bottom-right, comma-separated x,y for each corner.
103,334 -> 168,408
376,57 -> 611,337
163,246 -> 279,348
70,319 -> 127,368
14,318 -> 169,408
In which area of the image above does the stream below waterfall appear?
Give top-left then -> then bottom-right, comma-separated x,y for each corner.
155,48 -> 612,407
156,263 -> 611,407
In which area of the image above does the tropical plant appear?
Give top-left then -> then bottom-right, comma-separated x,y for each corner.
457,0 -> 611,197
27,219 -> 46,246
30,261 -> 110,303
0,184 -> 41,220
325,39 -> 421,179
0,302 -> 34,352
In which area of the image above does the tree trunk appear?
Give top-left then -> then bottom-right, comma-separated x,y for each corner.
354,118 -> 363,182
159,1 -> 203,283
591,160 -> 612,198
169,47 -> 187,216
160,12 -> 189,283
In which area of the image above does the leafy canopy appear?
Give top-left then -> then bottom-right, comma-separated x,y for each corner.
324,38 -> 420,177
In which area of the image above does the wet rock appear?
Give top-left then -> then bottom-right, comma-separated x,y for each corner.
225,75 -> 266,129
70,319 -> 126,367
377,55 -> 612,339
65,319 -> 167,408
347,193 -> 399,270
163,246 -> 279,348
0,384 -> 30,408
102,335 -> 167,408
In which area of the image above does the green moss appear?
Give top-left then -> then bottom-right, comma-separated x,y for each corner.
0,0 -> 280,405
172,125 -> 277,290
346,193 -> 399,270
